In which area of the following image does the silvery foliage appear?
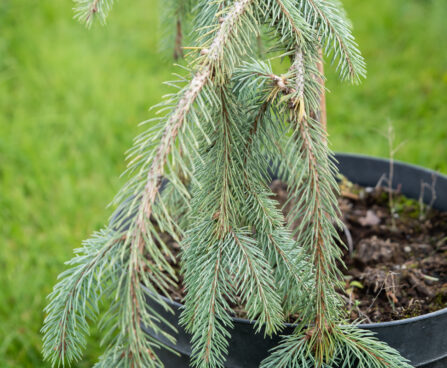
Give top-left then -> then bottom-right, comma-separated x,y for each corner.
43,0 -> 412,367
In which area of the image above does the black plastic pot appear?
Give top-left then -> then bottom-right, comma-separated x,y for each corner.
143,153 -> 447,368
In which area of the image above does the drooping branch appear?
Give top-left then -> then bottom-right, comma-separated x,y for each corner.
261,47 -> 410,368
181,87 -> 288,366
137,0 -> 256,228
43,1 -> 259,367
300,0 -> 366,81
41,230 -> 120,367
288,48 -> 343,361
136,68 -> 210,229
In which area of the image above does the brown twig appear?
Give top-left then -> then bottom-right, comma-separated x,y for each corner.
173,19 -> 183,60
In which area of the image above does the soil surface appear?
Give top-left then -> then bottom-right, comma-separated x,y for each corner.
159,178 -> 447,323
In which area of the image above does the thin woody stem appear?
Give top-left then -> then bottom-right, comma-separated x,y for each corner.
136,67 -> 210,231
173,18 -> 183,60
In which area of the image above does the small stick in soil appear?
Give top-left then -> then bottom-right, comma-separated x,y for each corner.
418,173 -> 437,221
377,123 -> 406,230
342,222 -> 354,257
365,271 -> 398,313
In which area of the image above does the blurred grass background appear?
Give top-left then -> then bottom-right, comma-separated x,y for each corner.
0,0 -> 446,366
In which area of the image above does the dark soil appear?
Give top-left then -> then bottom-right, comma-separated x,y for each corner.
160,178 -> 447,324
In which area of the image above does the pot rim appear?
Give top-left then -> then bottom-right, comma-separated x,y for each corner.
150,153 -> 447,330
153,290 -> 447,329
335,152 -> 446,182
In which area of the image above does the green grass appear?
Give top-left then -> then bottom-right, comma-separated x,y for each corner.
0,0 -> 445,367
327,0 -> 447,169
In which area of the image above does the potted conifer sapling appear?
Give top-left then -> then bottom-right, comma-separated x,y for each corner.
42,0 -> 424,367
